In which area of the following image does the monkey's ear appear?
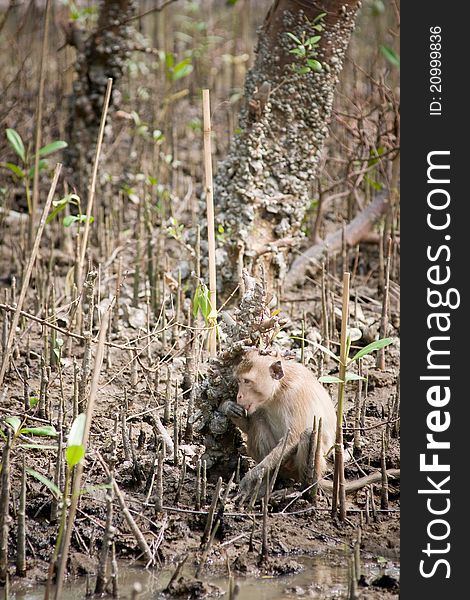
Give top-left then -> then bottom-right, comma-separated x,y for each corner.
269,360 -> 284,380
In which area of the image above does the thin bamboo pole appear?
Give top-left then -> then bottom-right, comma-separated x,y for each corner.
202,89 -> 217,357
78,78 -> 113,287
30,0 -> 51,246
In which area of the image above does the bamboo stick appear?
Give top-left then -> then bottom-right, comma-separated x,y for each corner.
78,78 -> 113,287
202,89 -> 217,357
30,0 -> 51,246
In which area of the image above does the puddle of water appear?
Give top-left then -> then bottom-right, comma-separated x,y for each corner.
9,554 -> 398,599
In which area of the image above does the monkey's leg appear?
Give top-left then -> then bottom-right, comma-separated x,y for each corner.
237,433 -> 298,503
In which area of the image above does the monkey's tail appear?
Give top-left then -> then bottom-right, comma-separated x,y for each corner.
320,468 -> 400,494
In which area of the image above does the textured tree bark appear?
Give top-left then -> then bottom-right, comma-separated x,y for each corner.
64,0 -> 137,191
214,0 -> 362,288
198,0 -> 362,476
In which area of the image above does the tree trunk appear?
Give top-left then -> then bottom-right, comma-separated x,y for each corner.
214,0 -> 362,288
64,0 -> 137,191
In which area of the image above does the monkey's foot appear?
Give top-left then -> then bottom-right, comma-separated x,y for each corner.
235,466 -> 267,505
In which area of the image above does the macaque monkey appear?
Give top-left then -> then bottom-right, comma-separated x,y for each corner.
221,350 -> 399,500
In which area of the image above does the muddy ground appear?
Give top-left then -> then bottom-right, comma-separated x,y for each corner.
0,233 -> 400,598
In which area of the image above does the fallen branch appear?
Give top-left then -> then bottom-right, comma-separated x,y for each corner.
285,191 -> 390,289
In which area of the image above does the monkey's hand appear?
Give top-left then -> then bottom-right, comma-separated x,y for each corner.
219,401 -> 248,432
220,400 -> 246,419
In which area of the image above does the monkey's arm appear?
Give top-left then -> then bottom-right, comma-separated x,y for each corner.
220,400 -> 249,433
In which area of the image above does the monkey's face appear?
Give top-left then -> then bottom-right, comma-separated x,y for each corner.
235,356 -> 285,415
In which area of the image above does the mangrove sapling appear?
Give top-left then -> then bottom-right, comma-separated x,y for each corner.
77,269 -> 97,413
303,273 -> 394,519
286,13 -> 326,76
53,311 -> 110,599
0,417 -> 58,581
260,471 -> 270,563
0,129 -> 67,220
44,412 -> 87,599
16,461 -> 26,578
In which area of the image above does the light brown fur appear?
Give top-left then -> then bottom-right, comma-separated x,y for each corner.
222,351 -> 336,484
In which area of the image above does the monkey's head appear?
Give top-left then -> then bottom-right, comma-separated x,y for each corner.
234,351 -> 284,415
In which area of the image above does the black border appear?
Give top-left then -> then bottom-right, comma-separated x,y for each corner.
401,3 -> 467,595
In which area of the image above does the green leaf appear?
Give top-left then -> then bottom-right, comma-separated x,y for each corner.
5,416 -> 22,434
380,45 -> 400,68
38,140 -> 68,158
26,468 -> 61,499
0,162 -> 25,178
77,214 -> 93,225
286,32 -> 302,45
47,201 -> 68,224
6,128 -> 25,162
21,425 -> 58,437
294,66 -> 311,75
63,215 -> 78,227
306,59 -> 323,72
173,63 -> 193,81
364,175 -> 383,191
305,35 -> 321,46
66,444 -> 86,467
29,396 -> 39,408
173,58 -> 193,78
193,283 -> 211,322
66,413 -> 86,467
350,337 -> 394,363
314,342 -> 339,362
318,375 -> 344,384
345,373 -> 367,382
313,12 -> 327,23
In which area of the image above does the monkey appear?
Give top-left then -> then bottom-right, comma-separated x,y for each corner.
221,350 -> 400,501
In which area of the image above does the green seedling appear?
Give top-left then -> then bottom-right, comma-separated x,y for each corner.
160,52 -> 194,84
316,337 -> 394,383
380,45 -> 400,68
286,13 -> 326,75
1,128 -> 67,214
1,416 -> 58,451
46,193 -> 93,229
193,281 -> 212,324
